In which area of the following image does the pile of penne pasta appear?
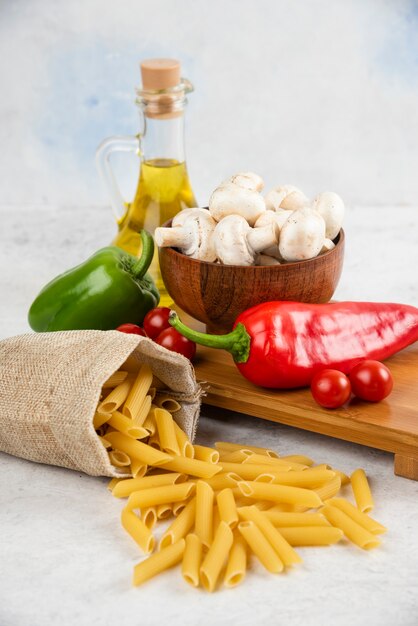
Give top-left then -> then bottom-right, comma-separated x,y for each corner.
95,358 -> 387,592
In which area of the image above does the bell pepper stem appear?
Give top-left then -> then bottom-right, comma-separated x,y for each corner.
131,230 -> 155,279
169,312 -> 251,363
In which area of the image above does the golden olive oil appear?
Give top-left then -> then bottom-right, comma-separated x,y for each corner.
113,158 -> 196,306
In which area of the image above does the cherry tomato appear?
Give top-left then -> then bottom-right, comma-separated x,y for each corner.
311,369 -> 351,409
155,327 -> 196,360
143,307 -> 172,339
116,323 -> 147,336
349,360 -> 393,402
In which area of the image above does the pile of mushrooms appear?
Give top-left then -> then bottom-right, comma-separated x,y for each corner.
154,173 -> 345,266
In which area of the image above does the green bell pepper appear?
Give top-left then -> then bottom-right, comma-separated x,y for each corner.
28,230 -> 159,332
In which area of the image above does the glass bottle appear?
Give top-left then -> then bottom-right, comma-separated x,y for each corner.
96,59 -> 197,306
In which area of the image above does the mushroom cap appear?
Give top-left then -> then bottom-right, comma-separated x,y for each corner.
265,185 -> 309,212
312,191 -> 345,240
172,207 -> 201,228
320,238 -> 336,254
209,183 -> 266,226
279,207 -> 326,262
213,214 -> 254,266
228,172 -> 264,192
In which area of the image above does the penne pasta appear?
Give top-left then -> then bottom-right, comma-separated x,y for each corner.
313,476 -> 342,503
219,462 -> 292,480
122,355 -> 141,373
156,503 -> 173,520
154,408 -> 180,455
93,410 -> 112,429
154,395 -> 181,413
133,539 -> 186,586
238,506 -> 301,566
278,526 -> 343,546
264,511 -> 330,527
257,468 -> 336,488
102,370 -> 128,389
238,481 -> 323,508
132,395 -> 152,428
108,411 -> 148,439
327,498 -> 387,534
109,450 -> 131,467
280,454 -> 314,466
253,500 -> 273,511
172,420 -> 194,458
193,445 -> 220,464
163,456 -> 222,479
238,521 -> 284,573
123,365 -> 153,421
243,454 -> 307,471
350,469 -> 374,513
182,534 -> 202,587
99,379 -> 132,413
142,507 -> 157,529
334,470 -> 350,486
143,411 -> 156,436
127,482 -> 196,511
217,450 -> 252,464
224,532 -> 247,588
121,507 -> 155,553
195,481 -> 214,548
99,435 -> 112,449
321,504 -> 381,550
215,442 -> 279,458
112,473 -> 186,498
200,521 -> 234,592
159,498 -> 196,550
204,472 -> 241,491
148,387 -> 156,401
130,459 -> 148,478
107,477 -> 121,491
105,432 -> 173,467
217,488 -> 239,529
172,499 -> 190,517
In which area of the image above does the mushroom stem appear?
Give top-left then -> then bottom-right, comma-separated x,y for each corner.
154,226 -> 194,249
246,223 -> 278,253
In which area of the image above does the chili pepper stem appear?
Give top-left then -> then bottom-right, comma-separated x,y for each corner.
131,231 -> 154,279
168,312 -> 251,363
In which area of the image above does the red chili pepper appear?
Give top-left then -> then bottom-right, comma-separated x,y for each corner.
169,301 -> 418,389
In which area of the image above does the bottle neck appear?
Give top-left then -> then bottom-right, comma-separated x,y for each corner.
140,111 -> 186,164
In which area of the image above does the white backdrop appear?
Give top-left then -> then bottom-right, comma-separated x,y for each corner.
0,0 -> 417,209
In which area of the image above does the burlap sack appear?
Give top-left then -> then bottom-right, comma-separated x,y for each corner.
0,330 -> 202,477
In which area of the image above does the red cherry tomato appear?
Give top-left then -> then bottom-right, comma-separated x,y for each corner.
116,323 -> 147,336
349,360 -> 393,402
311,369 -> 351,409
143,307 -> 172,339
155,327 -> 196,361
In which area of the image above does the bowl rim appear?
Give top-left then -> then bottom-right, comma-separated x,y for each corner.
159,216 -> 345,270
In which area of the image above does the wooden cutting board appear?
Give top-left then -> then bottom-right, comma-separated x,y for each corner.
190,319 -> 418,481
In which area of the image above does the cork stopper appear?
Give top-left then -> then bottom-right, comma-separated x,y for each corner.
140,58 -> 181,91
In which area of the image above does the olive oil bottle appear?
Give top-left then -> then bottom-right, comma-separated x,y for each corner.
96,59 -> 197,305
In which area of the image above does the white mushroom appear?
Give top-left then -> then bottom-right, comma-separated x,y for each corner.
320,238 -> 336,254
279,208 -> 326,262
265,184 -> 309,212
171,208 -> 198,228
155,209 -> 217,262
209,183 -> 266,226
311,191 -> 345,240
256,254 -> 281,266
213,214 -> 279,266
228,171 -> 264,192
254,208 -> 293,230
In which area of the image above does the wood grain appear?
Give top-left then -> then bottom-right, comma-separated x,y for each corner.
190,324 -> 418,481
159,228 -> 345,333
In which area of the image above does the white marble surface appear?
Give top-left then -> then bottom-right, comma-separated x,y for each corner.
1,204 -> 418,626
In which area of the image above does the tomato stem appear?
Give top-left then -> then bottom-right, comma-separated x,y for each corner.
168,312 -> 251,363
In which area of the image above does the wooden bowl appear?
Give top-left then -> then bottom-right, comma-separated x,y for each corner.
159,226 -> 345,333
